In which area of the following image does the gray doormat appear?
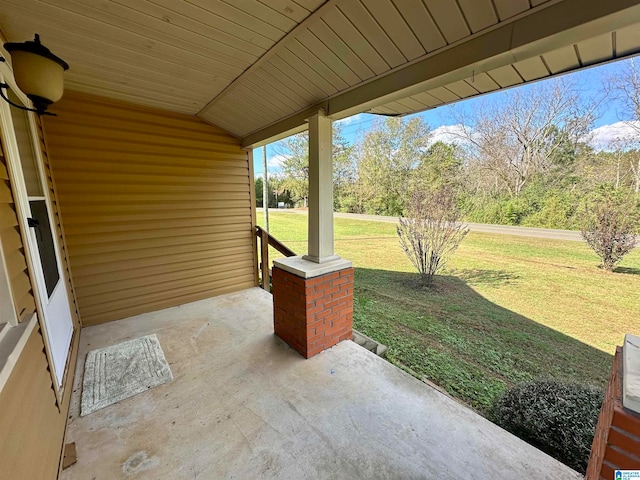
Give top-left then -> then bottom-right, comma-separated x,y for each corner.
81,334 -> 172,417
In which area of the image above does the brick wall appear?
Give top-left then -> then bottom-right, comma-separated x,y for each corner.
586,347 -> 640,479
272,266 -> 353,358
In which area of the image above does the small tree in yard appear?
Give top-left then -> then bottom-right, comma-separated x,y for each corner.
580,196 -> 638,271
397,187 -> 469,286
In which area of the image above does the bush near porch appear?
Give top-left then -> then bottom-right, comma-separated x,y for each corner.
257,212 -> 640,413
492,380 -> 604,473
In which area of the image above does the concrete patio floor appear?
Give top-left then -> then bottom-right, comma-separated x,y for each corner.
62,288 -> 581,479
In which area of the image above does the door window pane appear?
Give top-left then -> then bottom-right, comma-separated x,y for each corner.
29,200 -> 59,298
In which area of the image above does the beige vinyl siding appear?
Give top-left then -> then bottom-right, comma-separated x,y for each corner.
0,140 -> 36,322
0,326 -> 66,479
44,92 -> 256,326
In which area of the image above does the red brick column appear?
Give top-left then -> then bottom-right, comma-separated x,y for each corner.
272,266 -> 353,359
586,347 -> 640,479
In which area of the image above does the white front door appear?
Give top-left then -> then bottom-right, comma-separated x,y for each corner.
2,87 -> 73,387
25,198 -> 74,386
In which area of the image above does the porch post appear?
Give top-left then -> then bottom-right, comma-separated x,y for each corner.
271,110 -> 353,359
304,111 -> 338,263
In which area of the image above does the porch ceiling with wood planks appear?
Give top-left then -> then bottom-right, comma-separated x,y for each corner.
1,0 -> 640,146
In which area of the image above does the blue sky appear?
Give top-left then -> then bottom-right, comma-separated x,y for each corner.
253,58 -> 636,175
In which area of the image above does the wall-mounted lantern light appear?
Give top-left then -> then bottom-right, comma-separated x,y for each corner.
0,34 -> 69,116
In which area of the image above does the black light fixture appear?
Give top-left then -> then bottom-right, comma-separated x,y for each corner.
0,34 -> 69,116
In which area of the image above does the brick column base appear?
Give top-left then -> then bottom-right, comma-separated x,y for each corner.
586,346 -> 640,479
272,265 -> 353,359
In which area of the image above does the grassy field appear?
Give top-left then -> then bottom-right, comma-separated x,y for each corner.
257,211 -> 640,413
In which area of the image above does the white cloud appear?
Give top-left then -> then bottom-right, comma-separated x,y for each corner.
335,113 -> 367,126
428,124 -> 471,146
588,121 -> 640,150
427,122 -> 640,152
267,154 -> 287,169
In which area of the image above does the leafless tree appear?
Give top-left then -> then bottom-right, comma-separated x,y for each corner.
608,136 -> 640,193
630,148 -> 640,194
450,79 -> 597,197
397,187 -> 469,286
610,57 -> 640,137
581,197 -> 638,271
609,137 -> 633,190
609,59 -> 640,194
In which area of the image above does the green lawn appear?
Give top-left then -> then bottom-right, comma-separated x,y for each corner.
257,211 -> 640,413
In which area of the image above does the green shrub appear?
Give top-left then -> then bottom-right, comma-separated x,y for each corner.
492,380 -> 603,473
523,192 -> 580,229
503,199 -> 526,225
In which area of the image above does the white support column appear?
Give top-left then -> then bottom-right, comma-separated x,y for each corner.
303,111 -> 339,264
272,113 -> 353,358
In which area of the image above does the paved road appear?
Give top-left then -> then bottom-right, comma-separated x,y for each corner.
258,208 -> 584,241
